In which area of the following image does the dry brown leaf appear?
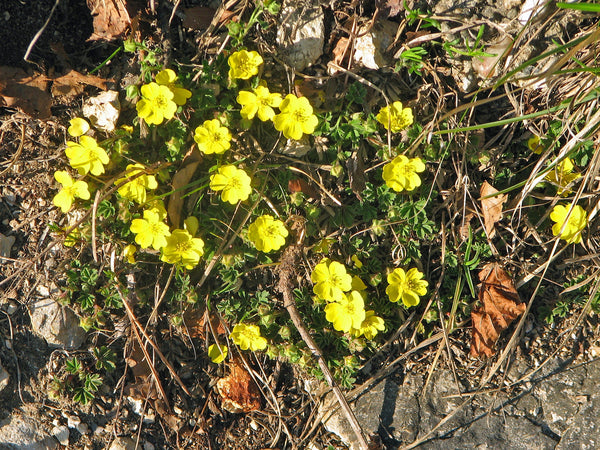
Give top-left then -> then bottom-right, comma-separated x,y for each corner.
479,181 -> 507,238
167,148 -> 203,229
347,146 -> 366,201
288,178 -> 319,200
86,0 -> 132,41
184,308 -> 227,339
51,70 -> 109,98
216,362 -> 261,413
0,66 -> 51,118
376,0 -> 404,18
331,37 -> 351,67
470,263 -> 526,357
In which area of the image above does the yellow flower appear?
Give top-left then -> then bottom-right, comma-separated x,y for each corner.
52,170 -> 90,213
528,135 -> 543,154
311,258 -> 353,302
136,82 -> 177,125
351,275 -> 367,292
65,135 -> 109,176
376,101 -> 414,132
272,94 -> 319,140
545,157 -> 581,196
63,226 -> 81,247
248,214 -> 288,253
160,229 -> 205,269
145,198 -> 168,221
130,209 -> 171,250
67,118 -> 90,137
116,164 -> 158,204
550,203 -> 587,244
350,310 -> 385,339
228,50 -> 263,80
194,119 -> 232,155
324,290 -> 366,333
382,155 -> 426,192
155,68 -> 192,106
237,85 -> 282,121
386,267 -> 428,307
230,323 -> 267,351
209,165 -> 252,204
207,343 -> 228,363
123,244 -> 136,263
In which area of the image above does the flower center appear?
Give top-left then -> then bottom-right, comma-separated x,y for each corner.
175,240 -> 191,253
156,94 -> 169,109
292,108 -> 307,123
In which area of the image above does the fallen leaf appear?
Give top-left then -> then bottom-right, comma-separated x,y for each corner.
479,181 -> 507,238
216,362 -> 261,413
168,148 -> 203,229
185,308 -> 227,339
51,70 -> 109,98
331,37 -> 350,68
288,178 -> 319,200
0,66 -> 51,118
470,263 -> 526,357
86,0 -> 131,41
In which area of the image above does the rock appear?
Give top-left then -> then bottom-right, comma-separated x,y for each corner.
0,233 -> 15,262
108,436 -> 137,450
353,20 -> 398,70
321,373 -> 423,449
0,357 -> 10,392
82,90 -> 120,133
276,0 -> 324,71
0,414 -> 58,450
51,425 -> 69,446
556,396 -> 600,450
29,298 -> 86,350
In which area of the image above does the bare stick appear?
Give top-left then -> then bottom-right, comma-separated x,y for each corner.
277,245 -> 369,450
24,0 -> 61,62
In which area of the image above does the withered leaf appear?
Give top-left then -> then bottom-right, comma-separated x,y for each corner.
0,66 -> 51,118
86,0 -> 132,41
168,148 -> 203,229
288,178 -> 319,200
331,37 -> 350,68
184,308 -> 227,339
347,146 -> 366,201
480,181 -> 507,238
470,263 -> 526,357
51,70 -> 109,98
216,362 -> 261,413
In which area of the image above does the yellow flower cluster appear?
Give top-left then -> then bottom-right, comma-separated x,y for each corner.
230,323 -> 267,351
229,50 -> 318,140
311,258 -> 385,339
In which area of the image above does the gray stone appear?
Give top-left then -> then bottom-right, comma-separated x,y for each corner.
0,414 -> 58,450
322,373 -> 423,449
556,396 -> 600,450
29,298 -> 86,350
276,0 -> 324,71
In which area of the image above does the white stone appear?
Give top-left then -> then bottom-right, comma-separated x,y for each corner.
0,414 -> 58,450
276,0 -> 324,71
353,20 -> 398,70
0,233 -> 15,261
82,90 -> 121,133
66,415 -> 80,429
52,425 -> 69,446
